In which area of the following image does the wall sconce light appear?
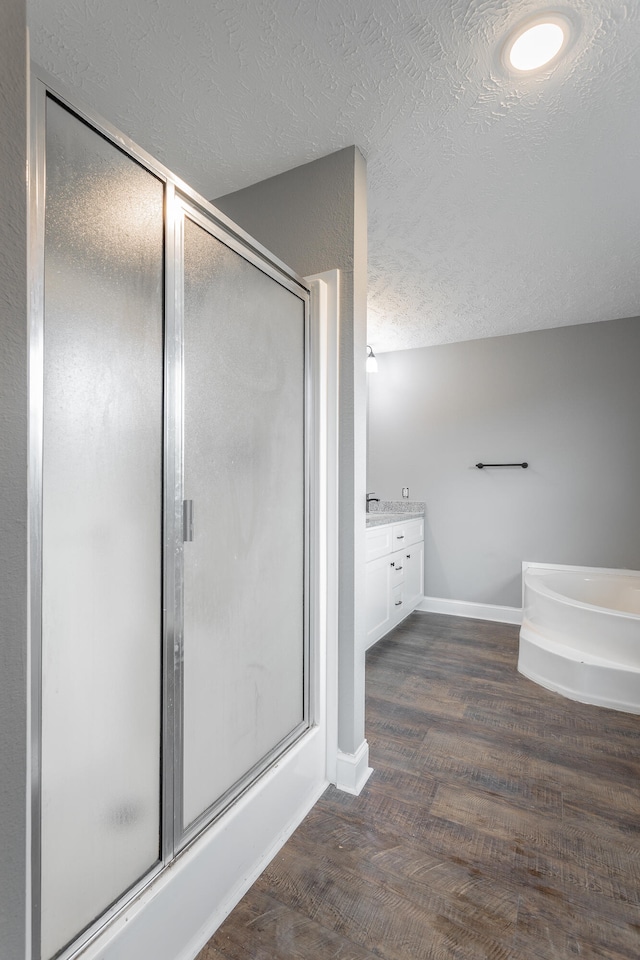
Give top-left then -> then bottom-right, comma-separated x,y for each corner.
366,345 -> 378,373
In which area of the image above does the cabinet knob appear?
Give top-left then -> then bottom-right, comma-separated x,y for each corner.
406,553 -> 411,559
390,561 -> 395,567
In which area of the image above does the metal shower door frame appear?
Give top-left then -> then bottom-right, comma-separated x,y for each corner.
170,194 -> 313,852
28,67 -> 314,960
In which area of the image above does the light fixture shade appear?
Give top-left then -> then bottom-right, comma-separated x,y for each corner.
509,22 -> 564,70
503,13 -> 572,74
366,345 -> 378,373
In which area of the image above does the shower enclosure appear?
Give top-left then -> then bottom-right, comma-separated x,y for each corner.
30,77 -> 313,960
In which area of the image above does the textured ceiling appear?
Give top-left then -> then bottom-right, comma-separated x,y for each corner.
29,0 -> 640,351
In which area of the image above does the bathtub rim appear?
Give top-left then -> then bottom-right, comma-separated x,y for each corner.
521,561 -> 640,618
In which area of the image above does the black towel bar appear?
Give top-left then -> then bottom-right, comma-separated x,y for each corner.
476,462 -> 528,469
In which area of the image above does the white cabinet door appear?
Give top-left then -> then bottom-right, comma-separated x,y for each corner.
389,547 -> 406,588
365,553 -> 393,649
403,541 -> 424,611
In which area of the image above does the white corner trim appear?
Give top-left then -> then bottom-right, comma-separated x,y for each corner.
418,596 -> 522,625
305,270 -> 340,788
335,740 -> 373,796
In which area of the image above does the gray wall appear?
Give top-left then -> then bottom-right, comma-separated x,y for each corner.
216,147 -> 368,756
0,0 -> 28,954
367,317 -> 640,609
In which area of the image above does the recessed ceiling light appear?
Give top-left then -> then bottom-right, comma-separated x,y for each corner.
504,14 -> 571,73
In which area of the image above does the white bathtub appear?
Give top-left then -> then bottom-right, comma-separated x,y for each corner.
518,563 -> 640,714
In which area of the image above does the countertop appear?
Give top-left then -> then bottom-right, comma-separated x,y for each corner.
366,511 -> 423,528
365,499 -> 425,529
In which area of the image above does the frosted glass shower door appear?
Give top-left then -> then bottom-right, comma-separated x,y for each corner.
40,99 -> 164,959
181,211 -> 308,830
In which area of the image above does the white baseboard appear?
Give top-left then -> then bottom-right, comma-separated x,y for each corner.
335,740 -> 373,796
418,596 -> 522,625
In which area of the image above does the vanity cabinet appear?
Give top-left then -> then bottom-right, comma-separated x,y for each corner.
365,517 -> 424,649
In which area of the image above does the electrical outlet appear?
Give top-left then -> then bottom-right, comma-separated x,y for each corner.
402,487 -> 409,499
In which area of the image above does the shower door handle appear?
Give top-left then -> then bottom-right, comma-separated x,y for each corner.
183,500 -> 194,542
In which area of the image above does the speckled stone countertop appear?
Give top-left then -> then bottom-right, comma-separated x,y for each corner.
366,500 -> 425,528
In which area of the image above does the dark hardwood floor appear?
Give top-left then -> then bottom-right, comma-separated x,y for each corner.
197,612 -> 640,959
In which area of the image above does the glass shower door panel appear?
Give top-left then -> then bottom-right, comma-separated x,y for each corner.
182,217 -> 306,828
40,99 -> 164,959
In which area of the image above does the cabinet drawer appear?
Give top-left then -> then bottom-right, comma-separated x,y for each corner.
391,517 -> 424,549
366,525 -> 393,562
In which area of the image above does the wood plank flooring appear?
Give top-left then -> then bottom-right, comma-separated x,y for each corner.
197,612 -> 640,959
